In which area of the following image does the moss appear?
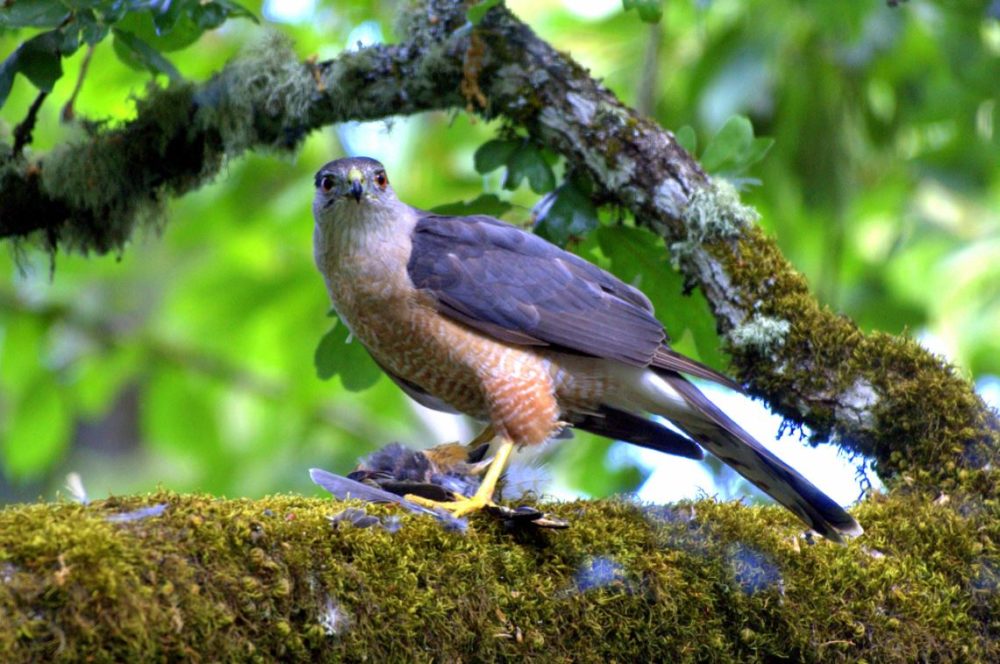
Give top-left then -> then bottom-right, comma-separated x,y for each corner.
0,491 -> 995,662
35,83 -> 203,253
713,226 -> 999,495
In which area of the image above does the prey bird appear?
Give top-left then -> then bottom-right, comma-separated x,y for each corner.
311,156 -> 862,542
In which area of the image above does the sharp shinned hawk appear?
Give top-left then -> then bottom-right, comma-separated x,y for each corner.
311,156 -> 862,542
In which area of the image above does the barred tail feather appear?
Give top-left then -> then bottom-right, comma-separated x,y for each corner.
630,368 -> 863,542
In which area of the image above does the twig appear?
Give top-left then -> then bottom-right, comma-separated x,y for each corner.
61,44 -> 96,123
12,91 -> 49,156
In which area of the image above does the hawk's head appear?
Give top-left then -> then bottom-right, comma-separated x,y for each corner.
313,157 -> 395,217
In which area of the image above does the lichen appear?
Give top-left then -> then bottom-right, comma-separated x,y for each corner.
196,30 -> 318,154
0,491 -> 995,662
683,178 -> 758,238
728,314 -> 792,355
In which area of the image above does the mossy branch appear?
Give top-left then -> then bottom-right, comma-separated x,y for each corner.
0,3 -> 996,511
0,492 -> 996,662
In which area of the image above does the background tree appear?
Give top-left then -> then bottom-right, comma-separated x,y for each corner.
1,0 -> 998,660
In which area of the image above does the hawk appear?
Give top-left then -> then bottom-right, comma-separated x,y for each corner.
312,156 -> 862,542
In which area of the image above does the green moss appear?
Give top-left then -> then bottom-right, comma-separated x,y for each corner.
0,491 -> 995,661
37,83 -> 199,253
713,226 -> 999,495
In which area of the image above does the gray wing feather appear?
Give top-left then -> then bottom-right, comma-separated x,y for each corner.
408,213 -> 665,367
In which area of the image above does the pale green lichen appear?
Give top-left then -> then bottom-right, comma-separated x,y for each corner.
671,178 -> 760,267
728,313 -> 792,355
197,30 -> 317,154
683,178 -> 759,237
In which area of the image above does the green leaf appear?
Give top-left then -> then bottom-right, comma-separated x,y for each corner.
112,28 -> 182,81
674,125 -> 697,154
0,29 -> 64,107
3,375 -> 70,479
430,194 -> 512,217
699,116 -> 774,175
314,319 -> 381,391
504,143 -> 556,194
192,2 -> 227,30
700,116 -> 754,172
743,136 -> 775,170
622,0 -> 663,23
473,139 -> 518,174
0,0 -> 69,28
595,225 -> 726,370
467,0 -> 502,25
142,367 -> 225,464
78,9 -> 111,46
535,182 -> 599,246
114,7 -> 203,53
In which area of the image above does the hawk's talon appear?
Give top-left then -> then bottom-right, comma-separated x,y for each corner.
403,493 -> 495,518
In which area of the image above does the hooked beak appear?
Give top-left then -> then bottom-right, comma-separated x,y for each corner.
349,180 -> 363,202
348,167 -> 363,203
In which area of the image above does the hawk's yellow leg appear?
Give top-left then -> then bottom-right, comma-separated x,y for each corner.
405,438 -> 515,517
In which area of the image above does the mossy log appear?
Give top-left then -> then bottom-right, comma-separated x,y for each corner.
1,491 -> 996,662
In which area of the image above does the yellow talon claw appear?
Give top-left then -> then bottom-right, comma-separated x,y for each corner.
403,493 -> 494,517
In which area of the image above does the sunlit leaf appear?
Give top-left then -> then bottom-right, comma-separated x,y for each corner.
473,139 -> 519,174
3,375 -> 70,479
700,115 -> 773,176
431,194 -> 512,217
700,116 -> 754,172
504,143 -> 555,194
314,319 -> 381,391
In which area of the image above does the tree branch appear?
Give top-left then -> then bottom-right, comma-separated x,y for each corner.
0,492 -> 995,662
0,0 -> 995,496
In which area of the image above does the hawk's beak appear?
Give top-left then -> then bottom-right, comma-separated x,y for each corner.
348,167 -> 363,202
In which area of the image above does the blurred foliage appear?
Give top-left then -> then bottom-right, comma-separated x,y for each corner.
0,0 -> 996,506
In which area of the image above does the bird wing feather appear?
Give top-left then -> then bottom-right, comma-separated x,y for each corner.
408,211 -> 736,388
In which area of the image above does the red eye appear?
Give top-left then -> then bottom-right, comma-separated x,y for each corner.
319,175 -> 335,193
374,171 -> 388,188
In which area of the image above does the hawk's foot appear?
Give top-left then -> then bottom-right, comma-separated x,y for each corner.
403,492 -> 495,518
406,438 -> 515,519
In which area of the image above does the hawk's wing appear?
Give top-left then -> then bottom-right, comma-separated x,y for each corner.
407,212 -> 739,389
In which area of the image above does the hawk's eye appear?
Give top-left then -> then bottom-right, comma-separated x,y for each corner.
374,171 -> 388,188
319,175 -> 335,193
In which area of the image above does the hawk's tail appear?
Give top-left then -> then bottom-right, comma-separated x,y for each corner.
638,370 -> 863,543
